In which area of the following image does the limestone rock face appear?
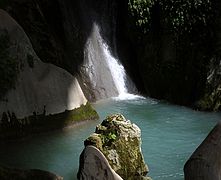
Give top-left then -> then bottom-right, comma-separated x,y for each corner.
0,9 -> 87,119
82,114 -> 151,180
77,145 -> 123,180
196,57 -> 221,111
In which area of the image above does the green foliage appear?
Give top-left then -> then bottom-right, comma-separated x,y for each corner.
128,0 -> 215,106
128,0 -> 153,33
101,132 -> 117,146
128,0 -> 213,34
159,0 -> 213,34
0,31 -> 18,99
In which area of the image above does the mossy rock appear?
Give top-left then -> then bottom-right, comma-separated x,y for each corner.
85,113 -> 151,180
0,102 -> 99,140
197,86 -> 221,111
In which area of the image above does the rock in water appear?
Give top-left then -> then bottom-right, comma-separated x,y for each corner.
0,166 -> 63,180
78,114 -> 151,180
77,145 -> 123,180
184,121 -> 221,180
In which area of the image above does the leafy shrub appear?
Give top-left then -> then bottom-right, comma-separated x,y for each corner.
128,0 -> 213,35
128,0 -> 153,33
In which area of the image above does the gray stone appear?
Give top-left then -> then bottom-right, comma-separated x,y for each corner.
0,9 -> 87,119
77,145 -> 123,180
184,121 -> 221,180
82,114 -> 151,180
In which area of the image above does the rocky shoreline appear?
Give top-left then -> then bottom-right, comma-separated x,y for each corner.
0,102 -> 99,140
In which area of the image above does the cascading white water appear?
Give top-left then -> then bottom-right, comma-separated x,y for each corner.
101,35 -> 127,95
82,23 -> 143,100
102,37 -> 143,100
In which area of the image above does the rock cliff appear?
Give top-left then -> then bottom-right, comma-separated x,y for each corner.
78,114 -> 151,180
1,0 -> 121,102
195,0 -> 221,111
0,9 -> 87,118
116,0 -> 221,110
1,0 -> 221,110
0,10 -> 99,139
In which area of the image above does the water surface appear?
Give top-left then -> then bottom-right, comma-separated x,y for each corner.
0,98 -> 220,180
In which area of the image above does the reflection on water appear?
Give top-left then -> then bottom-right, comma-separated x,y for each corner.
0,98 -> 220,180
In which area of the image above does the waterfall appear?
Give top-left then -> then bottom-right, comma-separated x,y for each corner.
82,23 -> 142,101
101,35 -> 127,95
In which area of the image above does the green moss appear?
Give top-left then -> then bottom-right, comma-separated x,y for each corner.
94,123 -> 118,148
84,133 -> 103,150
0,30 -> 19,99
43,102 -> 99,126
197,86 -> 221,111
0,102 -> 99,139
86,114 -> 149,179
101,131 -> 117,147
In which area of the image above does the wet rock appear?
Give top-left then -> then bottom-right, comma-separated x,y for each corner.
79,113 -> 151,180
77,145 -> 123,180
184,121 -> 221,180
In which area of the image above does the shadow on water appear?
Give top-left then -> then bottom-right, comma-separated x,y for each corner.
0,117 -> 100,180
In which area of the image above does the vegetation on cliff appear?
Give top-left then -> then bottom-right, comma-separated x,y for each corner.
1,0 -> 220,111
128,0 -> 213,34
126,0 -> 217,108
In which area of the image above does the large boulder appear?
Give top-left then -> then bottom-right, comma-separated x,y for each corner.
0,166 -> 63,180
77,145 -> 123,180
0,9 -> 100,139
184,121 -> 221,180
78,114 -> 151,180
0,9 -> 87,119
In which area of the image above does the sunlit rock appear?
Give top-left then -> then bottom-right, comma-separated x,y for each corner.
79,113 -> 151,180
77,145 -> 123,180
0,9 -> 87,119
